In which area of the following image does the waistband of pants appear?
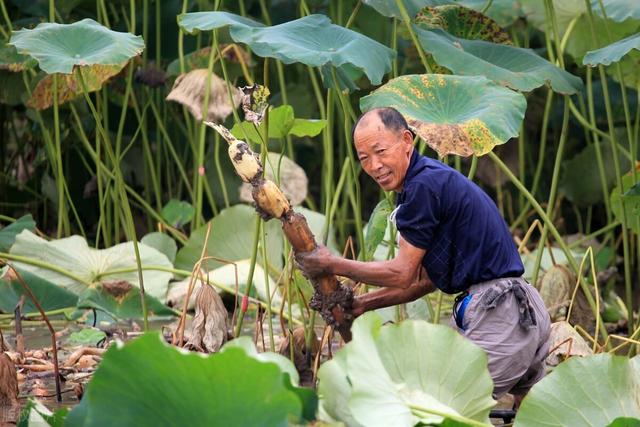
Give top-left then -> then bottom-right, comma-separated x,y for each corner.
467,276 -> 528,294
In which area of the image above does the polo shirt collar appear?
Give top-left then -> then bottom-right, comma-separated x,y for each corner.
403,149 -> 421,186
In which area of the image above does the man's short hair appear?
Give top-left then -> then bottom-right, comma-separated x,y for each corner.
351,107 -> 411,141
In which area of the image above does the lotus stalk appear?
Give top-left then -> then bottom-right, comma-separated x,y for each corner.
204,120 -> 354,342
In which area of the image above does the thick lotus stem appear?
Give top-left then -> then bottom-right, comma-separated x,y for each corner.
204,121 -> 353,341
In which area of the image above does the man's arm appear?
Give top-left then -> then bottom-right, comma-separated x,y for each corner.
295,236 -> 427,289
352,266 -> 436,316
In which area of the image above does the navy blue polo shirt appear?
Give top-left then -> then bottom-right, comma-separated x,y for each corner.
394,150 -> 524,294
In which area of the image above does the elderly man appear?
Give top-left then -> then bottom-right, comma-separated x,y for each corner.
296,107 -> 550,400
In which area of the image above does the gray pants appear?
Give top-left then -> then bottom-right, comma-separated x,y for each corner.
450,277 -> 551,398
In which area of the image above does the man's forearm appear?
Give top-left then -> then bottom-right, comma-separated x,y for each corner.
355,280 -> 435,314
331,257 -> 414,288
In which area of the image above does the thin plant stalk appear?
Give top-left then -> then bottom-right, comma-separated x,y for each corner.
395,0 -> 432,72
260,221 -> 276,351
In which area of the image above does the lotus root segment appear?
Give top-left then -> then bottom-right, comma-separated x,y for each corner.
228,140 -> 262,183
252,180 -> 290,219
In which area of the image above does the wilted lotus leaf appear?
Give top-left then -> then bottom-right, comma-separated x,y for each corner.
360,74 -> 526,157
414,5 -> 512,44
101,279 -> 133,301
185,283 -> 228,353
413,27 -> 584,94
278,327 -> 320,377
241,84 -> 270,125
583,33 -> 640,66
166,44 -> 252,76
166,69 -> 242,123
27,64 -> 122,110
0,42 -> 36,72
0,353 -> 18,408
546,321 -> 593,367
178,13 -> 394,87
9,18 -> 144,75
516,354 -> 640,426
240,152 -> 308,206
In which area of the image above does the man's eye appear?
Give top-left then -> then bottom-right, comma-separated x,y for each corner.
376,149 -> 386,154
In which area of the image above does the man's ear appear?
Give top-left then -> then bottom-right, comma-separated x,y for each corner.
402,129 -> 414,151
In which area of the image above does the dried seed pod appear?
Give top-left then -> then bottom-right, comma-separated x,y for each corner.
228,141 -> 263,183
252,180 -> 291,219
185,283 -> 228,353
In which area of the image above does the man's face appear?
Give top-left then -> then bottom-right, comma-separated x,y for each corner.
354,117 -> 413,192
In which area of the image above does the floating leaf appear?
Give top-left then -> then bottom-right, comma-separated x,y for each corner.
0,42 -> 36,72
413,27 -> 583,94
65,333 -> 314,426
9,18 -> 144,74
583,33 -> 640,66
67,329 -> 107,346
26,64 -> 122,110
9,230 -> 173,300
360,74 -> 526,157
166,69 -> 242,123
141,232 -> 177,264
0,268 -> 77,313
0,214 -> 35,251
364,199 -> 393,260
317,312 -> 495,426
414,5 -> 512,44
161,199 -> 195,227
178,13 -> 395,86
515,354 -> 640,426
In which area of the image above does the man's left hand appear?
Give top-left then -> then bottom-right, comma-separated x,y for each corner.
294,244 -> 335,278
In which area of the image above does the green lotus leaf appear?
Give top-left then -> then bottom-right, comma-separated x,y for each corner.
612,50 -> 640,88
0,41 -> 37,72
26,64 -> 122,110
9,18 -> 144,75
0,268 -> 78,314
364,199 -> 393,260
161,199 -> 195,227
414,5 -> 512,44
174,204 -> 285,272
515,354 -> 640,426
607,418 -> 640,427
8,230 -> 173,300
77,286 -> 175,320
360,74 -> 526,157
457,0 -> 524,26
583,33 -> 640,66
67,328 -> 107,346
611,169 -> 640,234
592,0 -> 640,22
361,0 -> 450,19
140,232 -> 177,264
317,312 -> 495,426
19,399 -> 68,427
178,13 -> 394,85
413,27 -> 583,94
0,214 -> 35,251
65,333 -> 313,426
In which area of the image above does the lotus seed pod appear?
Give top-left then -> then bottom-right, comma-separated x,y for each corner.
252,180 -> 290,219
228,141 -> 262,183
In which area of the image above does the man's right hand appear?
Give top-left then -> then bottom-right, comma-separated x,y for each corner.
294,244 -> 335,278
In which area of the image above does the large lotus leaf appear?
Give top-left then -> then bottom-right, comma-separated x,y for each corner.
611,169 -> 640,234
0,268 -> 77,313
140,232 -> 177,264
0,214 -> 35,251
613,50 -> 640,88
9,19 -> 144,75
174,204 -> 284,272
457,0 -> 524,26
317,313 -> 495,426
592,0 -> 640,22
178,13 -> 394,85
560,141 -> 630,206
26,64 -> 122,110
0,42 -> 37,72
413,27 -> 583,94
8,230 -> 173,300
584,33 -> 640,66
65,333 -> 313,426
515,354 -> 640,426
361,0 -> 450,19
360,74 -> 526,157
77,287 -> 175,320
414,5 -> 512,44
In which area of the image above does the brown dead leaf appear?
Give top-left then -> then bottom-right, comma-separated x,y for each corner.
101,279 -> 133,302
546,321 -> 592,367
278,327 -> 319,375
185,283 -> 228,353
0,353 -> 18,406
166,69 -> 242,123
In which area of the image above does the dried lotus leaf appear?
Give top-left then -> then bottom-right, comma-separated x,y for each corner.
185,283 -> 228,353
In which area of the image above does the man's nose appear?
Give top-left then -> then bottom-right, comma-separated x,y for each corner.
370,156 -> 383,171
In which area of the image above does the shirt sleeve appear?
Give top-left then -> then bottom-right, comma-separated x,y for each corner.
394,181 -> 441,250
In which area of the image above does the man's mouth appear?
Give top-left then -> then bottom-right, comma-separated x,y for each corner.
376,172 -> 391,183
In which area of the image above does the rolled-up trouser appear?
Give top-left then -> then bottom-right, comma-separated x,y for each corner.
449,277 -> 551,398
